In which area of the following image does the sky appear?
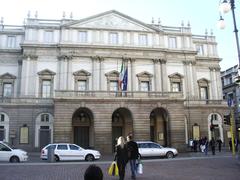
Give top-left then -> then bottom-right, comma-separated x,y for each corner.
0,0 -> 239,71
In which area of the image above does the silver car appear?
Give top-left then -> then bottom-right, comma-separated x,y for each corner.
0,141 -> 28,162
41,143 -> 101,162
137,141 -> 178,158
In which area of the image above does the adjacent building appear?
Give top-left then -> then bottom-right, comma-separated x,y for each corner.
0,10 -> 228,153
221,65 -> 240,139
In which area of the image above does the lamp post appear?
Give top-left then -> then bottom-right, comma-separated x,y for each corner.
218,0 -> 239,157
218,0 -> 240,83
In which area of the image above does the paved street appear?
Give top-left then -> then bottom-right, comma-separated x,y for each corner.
0,151 -> 240,180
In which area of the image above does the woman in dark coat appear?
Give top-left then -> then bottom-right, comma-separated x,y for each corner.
114,136 -> 128,180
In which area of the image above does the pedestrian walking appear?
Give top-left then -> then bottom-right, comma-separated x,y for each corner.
210,137 -> 216,155
114,136 -> 128,180
193,139 -> 198,152
126,135 -> 140,180
217,138 -> 222,152
203,136 -> 208,155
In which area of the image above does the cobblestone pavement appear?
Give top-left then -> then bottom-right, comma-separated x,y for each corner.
0,151 -> 239,180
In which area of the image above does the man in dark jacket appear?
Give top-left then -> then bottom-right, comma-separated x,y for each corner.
127,135 -> 140,180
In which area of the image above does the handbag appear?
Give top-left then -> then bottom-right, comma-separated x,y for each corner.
136,159 -> 143,174
108,161 -> 119,176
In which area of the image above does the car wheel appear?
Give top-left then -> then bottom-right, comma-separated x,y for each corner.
10,156 -> 20,163
54,155 -> 60,162
85,154 -> 94,161
166,151 -> 174,158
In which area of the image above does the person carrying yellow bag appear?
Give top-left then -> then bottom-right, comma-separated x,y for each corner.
113,136 -> 128,180
108,161 -> 119,176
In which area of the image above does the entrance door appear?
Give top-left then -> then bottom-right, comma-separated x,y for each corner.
39,126 -> 50,149
112,127 -> 122,152
74,127 -> 89,148
150,126 -> 155,142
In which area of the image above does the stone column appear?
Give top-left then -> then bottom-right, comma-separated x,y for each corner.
209,67 -> 215,99
20,54 -> 38,97
153,59 -> 160,91
98,56 -> 104,90
215,67 -> 222,99
67,57 -> 73,90
191,61 -> 198,98
57,55 -> 71,90
127,58 -> 132,91
160,59 -> 167,92
91,56 -> 96,91
131,59 -> 136,91
183,61 -> 190,98
188,61 -> 195,97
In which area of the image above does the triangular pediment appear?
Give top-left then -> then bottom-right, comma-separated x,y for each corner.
37,69 -> 56,76
168,72 -> 183,78
105,70 -> 119,77
65,10 -> 158,32
73,69 -> 91,76
197,78 -> 209,83
136,71 -> 153,77
0,72 -> 16,79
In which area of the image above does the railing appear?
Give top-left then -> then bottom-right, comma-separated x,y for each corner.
0,92 -> 227,106
54,90 -> 184,99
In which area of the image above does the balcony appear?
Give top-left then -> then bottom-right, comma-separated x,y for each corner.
54,90 -> 184,99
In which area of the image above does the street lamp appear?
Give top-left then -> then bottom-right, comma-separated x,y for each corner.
218,0 -> 240,156
218,0 -> 240,84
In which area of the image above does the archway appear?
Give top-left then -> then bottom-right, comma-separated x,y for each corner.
150,108 -> 169,146
35,113 -> 54,149
72,107 -> 94,148
112,108 -> 133,152
0,112 -> 9,143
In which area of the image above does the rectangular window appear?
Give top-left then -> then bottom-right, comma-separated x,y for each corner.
0,114 -> 4,122
140,81 -> 150,91
139,34 -> 147,46
110,81 -> 118,91
196,45 -> 204,55
7,36 -> 16,48
77,80 -> 87,91
44,31 -> 53,43
169,37 -> 177,48
41,114 -> 49,122
200,87 -> 208,99
172,82 -> 181,92
3,83 -> 12,97
109,32 -> 118,44
78,31 -> 87,43
42,80 -> 51,98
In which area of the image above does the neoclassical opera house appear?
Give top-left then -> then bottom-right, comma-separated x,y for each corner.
0,10 -> 227,153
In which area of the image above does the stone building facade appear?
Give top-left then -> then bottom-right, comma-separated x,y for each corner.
0,10 -> 228,153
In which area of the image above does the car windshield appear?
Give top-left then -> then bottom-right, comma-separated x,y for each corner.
1,141 -> 14,149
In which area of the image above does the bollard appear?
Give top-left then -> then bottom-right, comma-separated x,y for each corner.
47,146 -> 55,162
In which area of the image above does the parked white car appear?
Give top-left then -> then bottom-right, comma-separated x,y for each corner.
0,141 -> 28,162
41,143 -> 101,161
137,141 -> 178,158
